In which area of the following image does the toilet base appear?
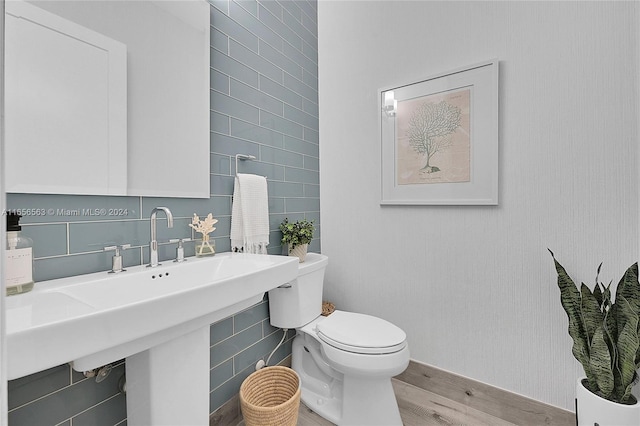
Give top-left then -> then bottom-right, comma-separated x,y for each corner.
292,333 -> 403,426
342,375 -> 402,426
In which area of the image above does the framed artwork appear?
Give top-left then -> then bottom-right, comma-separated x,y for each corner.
380,59 -> 498,205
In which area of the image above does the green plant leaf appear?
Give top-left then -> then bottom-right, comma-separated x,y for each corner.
603,301 -> 620,388
549,251 -> 593,385
279,218 -> 314,249
593,282 -> 604,310
617,264 -> 640,327
589,325 -> 614,398
617,263 -> 640,301
614,264 -> 640,371
580,283 -> 603,348
614,295 -> 640,403
602,283 -> 612,310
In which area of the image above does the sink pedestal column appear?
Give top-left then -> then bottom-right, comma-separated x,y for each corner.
125,326 -> 210,425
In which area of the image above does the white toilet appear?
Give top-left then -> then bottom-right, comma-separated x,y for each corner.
268,253 -> 409,426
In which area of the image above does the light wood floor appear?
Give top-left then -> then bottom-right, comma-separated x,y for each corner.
228,359 -> 573,426
238,378 -> 518,426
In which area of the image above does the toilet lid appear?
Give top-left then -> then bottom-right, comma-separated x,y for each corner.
316,311 -> 406,354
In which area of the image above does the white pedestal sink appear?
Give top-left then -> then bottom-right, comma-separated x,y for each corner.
126,327 -> 210,425
6,252 -> 299,425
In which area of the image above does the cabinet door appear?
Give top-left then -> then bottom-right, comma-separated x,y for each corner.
5,0 -> 126,195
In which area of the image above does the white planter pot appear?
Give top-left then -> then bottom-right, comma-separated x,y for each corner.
576,378 -> 640,426
288,244 -> 308,263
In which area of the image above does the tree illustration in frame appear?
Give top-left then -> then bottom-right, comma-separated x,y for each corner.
396,88 -> 471,185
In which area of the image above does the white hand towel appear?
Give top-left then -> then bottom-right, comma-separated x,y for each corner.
230,173 -> 269,254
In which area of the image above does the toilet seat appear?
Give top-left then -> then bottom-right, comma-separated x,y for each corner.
316,311 -> 406,354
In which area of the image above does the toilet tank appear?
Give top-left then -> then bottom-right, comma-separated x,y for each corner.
268,253 -> 328,329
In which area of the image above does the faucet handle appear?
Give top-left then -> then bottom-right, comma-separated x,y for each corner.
104,244 -> 130,254
170,238 -> 192,262
169,238 -> 192,244
104,244 -> 128,273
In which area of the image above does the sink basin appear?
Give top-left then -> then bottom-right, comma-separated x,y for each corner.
6,252 -> 298,380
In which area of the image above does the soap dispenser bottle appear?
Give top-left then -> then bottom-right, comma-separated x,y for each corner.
5,213 -> 35,295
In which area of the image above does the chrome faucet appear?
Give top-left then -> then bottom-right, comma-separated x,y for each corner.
148,207 -> 174,267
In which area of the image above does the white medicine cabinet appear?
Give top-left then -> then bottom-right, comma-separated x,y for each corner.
5,0 -> 127,195
4,0 -> 210,198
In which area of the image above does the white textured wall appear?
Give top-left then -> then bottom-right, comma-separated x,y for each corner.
318,1 -> 639,410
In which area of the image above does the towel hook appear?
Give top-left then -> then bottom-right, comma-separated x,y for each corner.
235,154 -> 256,175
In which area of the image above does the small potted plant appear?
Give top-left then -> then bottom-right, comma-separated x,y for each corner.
279,218 -> 314,262
549,249 -> 640,426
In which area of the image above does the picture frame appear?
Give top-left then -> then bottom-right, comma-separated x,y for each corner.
380,59 -> 498,205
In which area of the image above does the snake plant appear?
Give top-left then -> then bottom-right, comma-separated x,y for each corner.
549,249 -> 640,404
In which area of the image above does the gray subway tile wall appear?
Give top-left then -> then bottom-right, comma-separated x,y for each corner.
8,364 -> 126,426
5,0 -> 318,424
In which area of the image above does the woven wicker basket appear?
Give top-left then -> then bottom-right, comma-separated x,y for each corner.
239,366 -> 301,426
